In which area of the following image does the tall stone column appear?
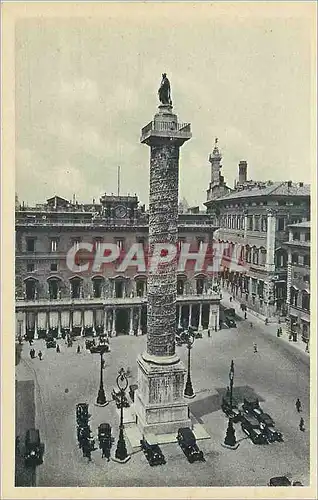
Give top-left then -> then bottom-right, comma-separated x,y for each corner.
129,307 -> 134,336
137,307 -> 142,336
198,303 -> 203,331
189,304 -> 193,328
135,80 -> 192,437
111,309 -> 116,337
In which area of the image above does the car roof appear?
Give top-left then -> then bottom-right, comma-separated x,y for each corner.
242,414 -> 259,426
269,476 -> 291,486
26,428 -> 40,441
99,423 -> 111,429
178,427 -> 195,438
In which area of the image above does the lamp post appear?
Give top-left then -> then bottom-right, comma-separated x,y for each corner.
229,359 -> 234,410
184,328 -> 195,399
95,346 -> 108,407
113,367 -> 131,463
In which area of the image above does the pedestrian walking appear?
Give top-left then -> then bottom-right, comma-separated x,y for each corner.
250,322 -> 253,329
30,349 -> 34,359
244,312 -> 247,320
295,398 -> 302,412
77,345 -> 81,354
207,329 -> 211,338
305,343 -> 309,353
265,318 -> 268,325
38,350 -> 43,361
253,343 -> 258,353
299,417 -> 305,432
56,344 -> 60,353
229,296 -> 233,302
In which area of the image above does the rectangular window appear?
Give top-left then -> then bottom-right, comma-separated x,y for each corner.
26,238 -> 35,252
305,232 -> 310,242
50,238 -> 58,252
196,237 -> 205,249
277,218 -> 285,231
247,216 -> 253,231
27,263 -> 35,272
303,254 -> 310,266
254,216 -> 260,231
293,231 -> 300,241
115,238 -> 124,250
71,238 -> 81,250
50,263 -> 58,272
94,237 -> 103,251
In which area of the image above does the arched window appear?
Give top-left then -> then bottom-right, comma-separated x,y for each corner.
302,290 -> 310,311
92,276 -> 104,298
70,276 -> 82,299
290,286 -> 299,307
47,277 -> 61,300
24,278 -> 37,300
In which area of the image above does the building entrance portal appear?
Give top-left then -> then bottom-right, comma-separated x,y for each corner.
115,281 -> 124,298
115,309 -> 129,335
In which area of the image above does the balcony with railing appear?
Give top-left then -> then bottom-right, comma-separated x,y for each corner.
140,120 -> 192,143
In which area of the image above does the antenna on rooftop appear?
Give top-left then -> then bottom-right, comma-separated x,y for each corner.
117,165 -> 121,197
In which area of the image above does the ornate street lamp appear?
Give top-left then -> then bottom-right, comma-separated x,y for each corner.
184,328 -> 195,399
113,367 -> 131,463
224,417 -> 237,448
229,359 -> 234,410
95,345 -> 109,407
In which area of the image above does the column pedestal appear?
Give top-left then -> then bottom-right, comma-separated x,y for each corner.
134,354 -> 191,436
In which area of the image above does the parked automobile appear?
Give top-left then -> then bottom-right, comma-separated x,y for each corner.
98,423 -> 112,445
140,438 -> 166,466
241,415 -> 268,445
90,343 -> 110,354
225,317 -> 237,328
242,398 -> 262,414
268,476 -> 292,486
46,338 -> 57,348
257,412 -> 275,427
24,428 -> 44,467
260,423 -> 283,443
176,427 -> 205,463
221,397 -> 241,423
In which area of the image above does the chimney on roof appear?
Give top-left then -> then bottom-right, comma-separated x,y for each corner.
287,181 -> 292,188
239,161 -> 247,184
299,182 -> 304,187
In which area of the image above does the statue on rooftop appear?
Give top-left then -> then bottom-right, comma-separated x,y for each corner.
158,73 -> 172,106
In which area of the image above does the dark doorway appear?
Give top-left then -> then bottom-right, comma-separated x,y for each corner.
115,309 -> 129,335
177,280 -> 185,296
92,278 -> 104,298
196,279 -> 204,295
136,280 -> 146,297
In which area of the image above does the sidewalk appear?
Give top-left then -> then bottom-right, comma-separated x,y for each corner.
220,289 -> 310,360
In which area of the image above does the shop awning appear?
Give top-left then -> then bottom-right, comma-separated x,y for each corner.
37,312 -> 47,330
61,311 -> 70,329
95,309 -> 104,327
49,311 -> 59,329
73,310 -> 82,327
84,310 -> 93,327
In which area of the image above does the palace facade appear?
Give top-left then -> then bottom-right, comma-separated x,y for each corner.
204,141 -> 310,320
15,194 -> 221,339
285,222 -> 311,344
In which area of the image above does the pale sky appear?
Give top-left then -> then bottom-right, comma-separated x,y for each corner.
15,3 -> 314,209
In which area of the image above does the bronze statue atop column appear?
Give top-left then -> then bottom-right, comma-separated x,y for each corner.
158,73 -> 172,106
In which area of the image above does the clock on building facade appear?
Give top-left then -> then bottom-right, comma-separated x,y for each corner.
114,205 -> 128,218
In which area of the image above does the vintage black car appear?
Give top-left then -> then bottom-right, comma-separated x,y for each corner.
241,415 -> 268,445
242,398 -> 262,413
98,423 -> 112,444
76,403 -> 90,424
77,424 -> 92,446
268,476 -> 292,486
176,427 -> 205,463
225,317 -> 237,328
24,428 -> 44,467
140,438 -> 166,466
260,423 -> 283,443
221,397 -> 241,422
90,343 -> 110,354
46,338 -> 57,348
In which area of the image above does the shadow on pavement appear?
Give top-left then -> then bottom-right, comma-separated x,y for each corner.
189,386 -> 264,419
